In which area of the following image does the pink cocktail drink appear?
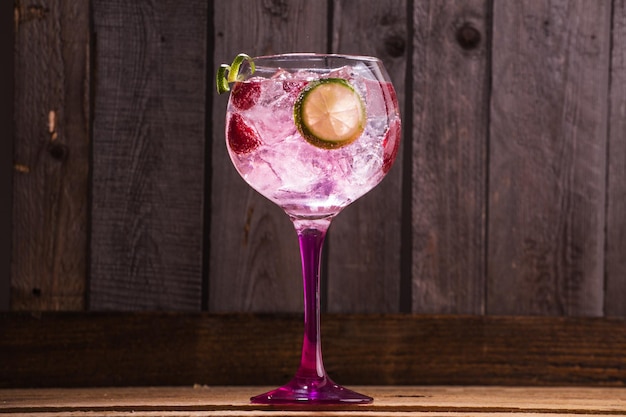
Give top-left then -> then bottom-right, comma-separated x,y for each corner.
218,54 -> 401,404
226,62 -> 400,218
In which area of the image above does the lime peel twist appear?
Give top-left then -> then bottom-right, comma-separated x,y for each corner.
216,53 -> 256,94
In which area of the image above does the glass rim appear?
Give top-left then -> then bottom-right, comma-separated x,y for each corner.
251,52 -> 382,64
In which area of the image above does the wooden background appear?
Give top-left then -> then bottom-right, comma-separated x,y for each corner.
5,0 -> 626,317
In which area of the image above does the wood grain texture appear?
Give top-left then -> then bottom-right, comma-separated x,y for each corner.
7,0 -> 625,318
605,0 -> 626,317
0,0 -> 14,310
89,0 -> 207,310
209,1 -> 328,312
488,1 -> 610,316
411,1 -> 489,314
3,386 -> 626,416
3,313 -> 626,388
11,0 -> 89,310
326,0 -> 407,313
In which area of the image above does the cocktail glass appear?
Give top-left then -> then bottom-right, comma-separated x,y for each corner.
219,53 -> 401,404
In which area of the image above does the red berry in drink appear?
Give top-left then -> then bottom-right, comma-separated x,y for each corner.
382,119 -> 401,174
227,113 -> 260,154
231,81 -> 261,110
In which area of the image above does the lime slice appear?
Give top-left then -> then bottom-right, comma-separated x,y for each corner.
294,78 -> 366,149
216,53 -> 255,94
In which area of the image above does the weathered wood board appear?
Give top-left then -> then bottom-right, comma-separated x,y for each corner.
605,0 -> 626,317
0,0 -> 14,311
3,313 -> 626,388
89,0 -> 207,310
3,386 -> 626,416
488,1 -> 610,316
411,0 -> 489,314
11,0 -> 90,310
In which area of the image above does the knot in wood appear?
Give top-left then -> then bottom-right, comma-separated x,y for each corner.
456,24 -> 481,50
263,0 -> 288,20
384,34 -> 406,58
48,143 -> 68,161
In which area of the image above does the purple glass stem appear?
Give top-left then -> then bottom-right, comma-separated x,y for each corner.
294,219 -> 330,381
249,217 -> 372,404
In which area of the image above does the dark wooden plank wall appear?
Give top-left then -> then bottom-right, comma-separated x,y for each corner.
89,0 -> 207,310
4,313 -> 626,388
6,1 -> 626,317
0,0 -> 14,310
488,1 -> 610,316
606,0 -> 626,318
11,0 -> 89,310
411,0 -> 489,314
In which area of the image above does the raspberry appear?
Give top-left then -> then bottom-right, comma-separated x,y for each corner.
227,113 -> 260,155
231,81 -> 261,110
382,119 -> 401,174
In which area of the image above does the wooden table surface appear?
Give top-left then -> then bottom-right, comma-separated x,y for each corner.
1,386 -> 625,416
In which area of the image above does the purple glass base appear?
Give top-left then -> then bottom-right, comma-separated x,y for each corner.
249,221 -> 372,406
250,376 -> 373,404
